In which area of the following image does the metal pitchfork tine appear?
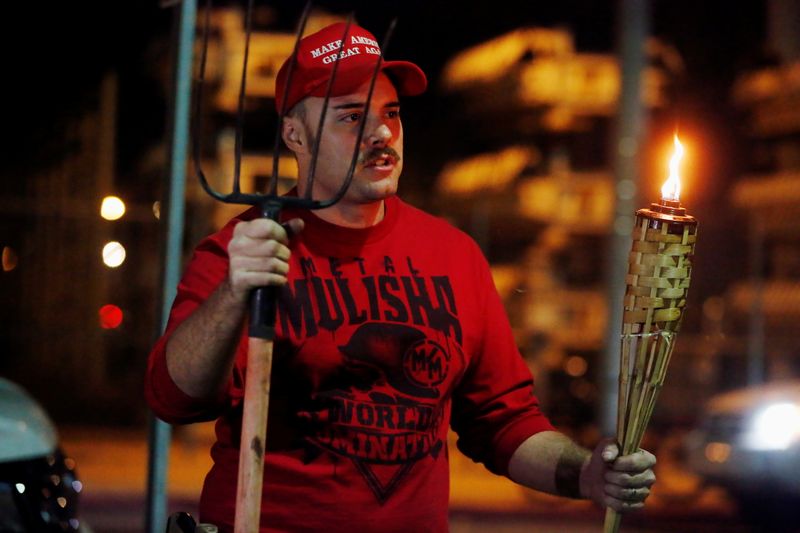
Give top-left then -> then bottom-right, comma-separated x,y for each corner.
191,2 -> 397,531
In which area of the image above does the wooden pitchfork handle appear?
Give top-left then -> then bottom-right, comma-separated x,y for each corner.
234,205 -> 281,533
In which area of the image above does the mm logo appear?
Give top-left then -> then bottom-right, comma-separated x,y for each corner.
403,339 -> 449,388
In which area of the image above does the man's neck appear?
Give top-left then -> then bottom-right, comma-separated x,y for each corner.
313,199 -> 385,228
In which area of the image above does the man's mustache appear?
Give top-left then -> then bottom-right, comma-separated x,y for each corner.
359,147 -> 401,165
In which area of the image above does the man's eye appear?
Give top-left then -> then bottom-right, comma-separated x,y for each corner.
387,109 -> 400,119
343,113 -> 362,123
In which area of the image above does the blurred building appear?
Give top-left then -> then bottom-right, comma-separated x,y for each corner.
714,58 -> 800,385
668,0 -> 800,405
0,73 -> 162,423
436,28 -> 674,427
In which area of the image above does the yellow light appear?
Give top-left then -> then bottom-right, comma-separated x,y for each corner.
100,196 -> 126,221
661,134 -> 684,202
152,201 -> 161,220
564,355 -> 588,377
569,379 -> 595,400
102,241 -> 126,268
2,246 -> 18,272
437,146 -> 538,194
704,442 -> 731,463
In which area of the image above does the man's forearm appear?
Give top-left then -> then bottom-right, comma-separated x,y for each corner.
509,430 -> 657,512
507,430 -> 591,499
165,279 -> 248,400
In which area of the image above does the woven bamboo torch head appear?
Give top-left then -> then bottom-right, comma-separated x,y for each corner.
624,134 -> 698,335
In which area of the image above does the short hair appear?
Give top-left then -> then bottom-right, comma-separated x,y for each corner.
286,100 -> 306,120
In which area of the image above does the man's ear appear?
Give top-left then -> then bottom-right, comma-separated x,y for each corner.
281,117 -> 309,154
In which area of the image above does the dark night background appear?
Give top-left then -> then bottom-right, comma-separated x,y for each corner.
3,0 -> 766,189
7,3 -> 800,530
0,0 -> 773,421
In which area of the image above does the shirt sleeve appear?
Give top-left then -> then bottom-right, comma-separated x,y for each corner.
450,245 -> 554,477
144,226 -> 245,425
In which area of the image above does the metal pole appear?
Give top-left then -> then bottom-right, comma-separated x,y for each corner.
146,0 -> 196,531
600,0 -> 650,437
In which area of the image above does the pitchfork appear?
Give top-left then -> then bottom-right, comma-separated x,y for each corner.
192,1 -> 396,531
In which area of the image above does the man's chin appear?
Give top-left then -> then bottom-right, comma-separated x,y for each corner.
370,180 -> 399,200
353,175 -> 399,201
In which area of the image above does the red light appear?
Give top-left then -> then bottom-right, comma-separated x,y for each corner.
99,305 -> 123,329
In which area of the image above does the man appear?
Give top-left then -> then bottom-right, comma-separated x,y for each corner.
146,21 -> 656,532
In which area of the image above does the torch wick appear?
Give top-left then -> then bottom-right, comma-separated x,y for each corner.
645,199 -> 690,219
659,198 -> 682,209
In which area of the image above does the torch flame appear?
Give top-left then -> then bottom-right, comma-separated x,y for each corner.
661,134 -> 683,202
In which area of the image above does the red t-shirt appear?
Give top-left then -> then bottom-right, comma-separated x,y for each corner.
145,194 -> 554,532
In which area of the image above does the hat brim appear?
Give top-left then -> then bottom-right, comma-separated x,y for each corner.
381,60 -> 428,97
304,60 -> 427,102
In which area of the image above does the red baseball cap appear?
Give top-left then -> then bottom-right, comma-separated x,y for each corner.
275,22 -> 427,113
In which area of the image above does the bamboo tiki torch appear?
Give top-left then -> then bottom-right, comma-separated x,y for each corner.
604,134 -> 698,533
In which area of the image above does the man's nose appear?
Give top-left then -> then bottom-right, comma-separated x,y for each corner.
366,122 -> 392,146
